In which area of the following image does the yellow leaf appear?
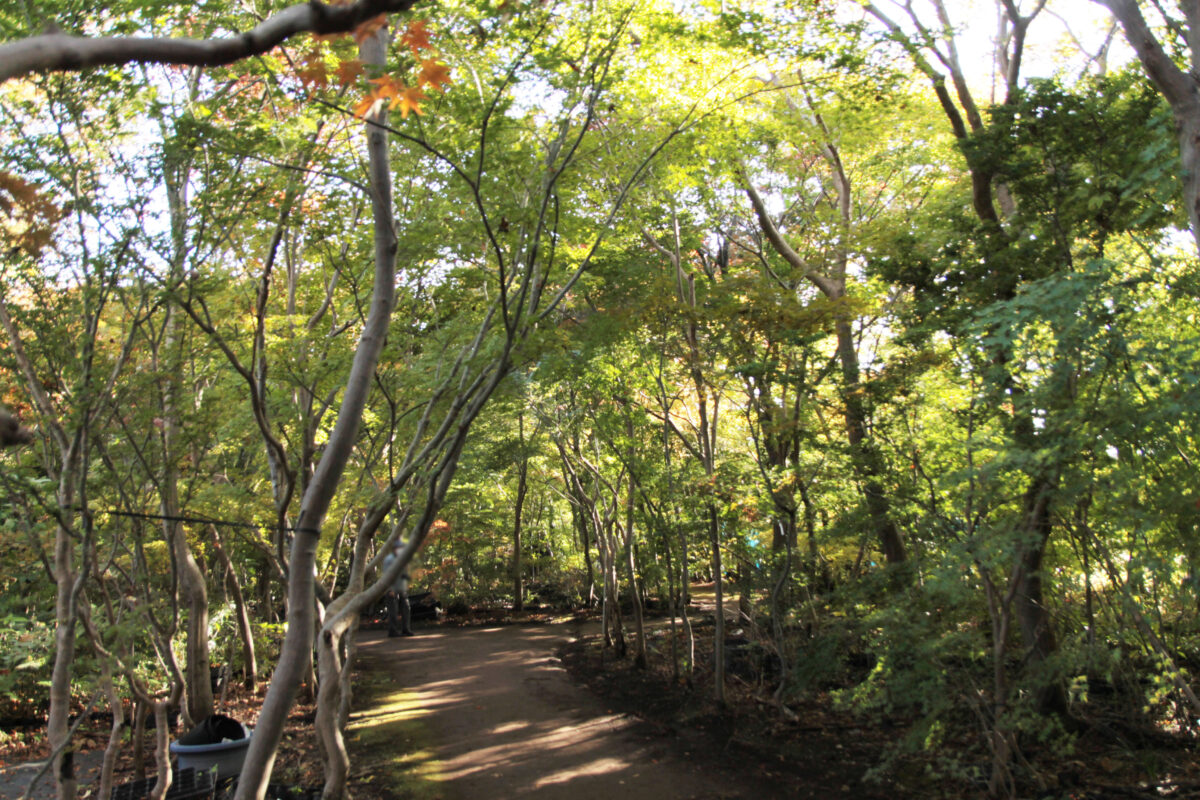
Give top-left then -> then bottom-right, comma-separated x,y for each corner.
368,75 -> 401,99
352,92 -> 380,119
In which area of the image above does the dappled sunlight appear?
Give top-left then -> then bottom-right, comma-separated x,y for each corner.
435,715 -> 631,782
533,756 -> 635,789
353,622 -> 724,798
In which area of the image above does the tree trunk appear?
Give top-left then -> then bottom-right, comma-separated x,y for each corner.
706,503 -> 726,704
1014,478 -> 1067,715
833,318 -> 907,565
1099,0 -> 1200,254
233,23 -> 398,800
744,182 -> 907,566
210,527 -> 257,689
49,507 -> 79,800
511,414 -> 529,612
623,464 -> 648,669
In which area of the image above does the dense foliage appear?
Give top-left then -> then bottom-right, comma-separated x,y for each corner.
1,0 -> 1197,798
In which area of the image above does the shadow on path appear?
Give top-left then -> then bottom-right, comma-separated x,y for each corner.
350,621 -> 772,800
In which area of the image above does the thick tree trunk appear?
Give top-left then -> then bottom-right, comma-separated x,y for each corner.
1099,0 -> 1200,254
1014,479 -> 1067,715
316,626 -> 350,800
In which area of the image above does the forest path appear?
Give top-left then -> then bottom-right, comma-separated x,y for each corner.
349,620 -> 773,800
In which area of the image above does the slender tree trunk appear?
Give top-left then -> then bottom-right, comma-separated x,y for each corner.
602,515 -> 626,658
707,502 -> 725,704
663,524 -> 680,681
833,318 -> 906,564
512,414 -> 529,611
210,527 -> 257,689
96,661 -> 124,800
234,22 -> 398,800
623,456 -> 647,668
157,92 -> 214,724
49,501 -> 80,800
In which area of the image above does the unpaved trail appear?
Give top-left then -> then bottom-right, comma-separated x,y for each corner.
350,621 -> 779,800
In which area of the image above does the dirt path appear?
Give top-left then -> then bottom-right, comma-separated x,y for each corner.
349,621 -> 778,800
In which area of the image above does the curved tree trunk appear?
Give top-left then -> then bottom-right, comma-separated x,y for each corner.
233,23 -> 398,800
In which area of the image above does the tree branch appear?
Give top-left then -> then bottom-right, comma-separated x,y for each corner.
0,0 -> 419,83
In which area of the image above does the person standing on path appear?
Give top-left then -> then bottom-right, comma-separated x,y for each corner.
382,540 -> 413,637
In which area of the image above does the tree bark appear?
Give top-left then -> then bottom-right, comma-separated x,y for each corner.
744,181 -> 907,565
622,435 -> 648,669
1098,0 -> 1200,254
0,0 -> 418,83
211,527 -> 257,689
233,22 -> 398,800
511,413 -> 529,612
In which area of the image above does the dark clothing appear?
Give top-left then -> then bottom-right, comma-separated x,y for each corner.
383,548 -> 413,636
386,589 -> 412,636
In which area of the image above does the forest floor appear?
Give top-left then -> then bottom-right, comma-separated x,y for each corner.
345,615 -> 797,799
548,590 -> 1200,800
1,597 -> 1198,799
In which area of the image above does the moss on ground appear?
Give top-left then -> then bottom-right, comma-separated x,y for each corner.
346,671 -> 446,800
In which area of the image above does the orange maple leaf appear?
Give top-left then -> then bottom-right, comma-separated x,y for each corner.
297,63 -> 328,88
334,58 -> 365,86
391,85 -> 427,118
353,14 -> 388,45
352,92 -> 381,119
369,75 -> 402,100
418,59 -> 452,92
297,48 -> 329,88
400,19 -> 433,54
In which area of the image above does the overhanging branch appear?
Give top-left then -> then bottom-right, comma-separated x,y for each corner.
0,0 -> 418,83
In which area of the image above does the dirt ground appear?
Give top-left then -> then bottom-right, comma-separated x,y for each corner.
5,605 -> 1195,799
346,617 -> 798,800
